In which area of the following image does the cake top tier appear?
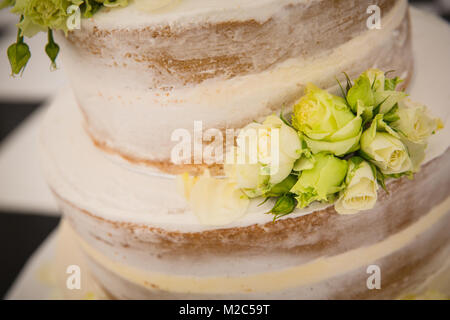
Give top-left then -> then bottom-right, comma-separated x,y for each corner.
91,0 -> 309,27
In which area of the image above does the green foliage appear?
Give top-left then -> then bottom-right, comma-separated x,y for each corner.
4,0 -> 129,76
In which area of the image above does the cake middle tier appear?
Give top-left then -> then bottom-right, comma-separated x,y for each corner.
58,0 -> 412,174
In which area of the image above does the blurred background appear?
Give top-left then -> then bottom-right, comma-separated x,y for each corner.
0,0 -> 449,299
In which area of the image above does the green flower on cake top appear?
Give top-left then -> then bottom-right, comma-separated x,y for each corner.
1,0 -> 128,75
180,69 -> 443,225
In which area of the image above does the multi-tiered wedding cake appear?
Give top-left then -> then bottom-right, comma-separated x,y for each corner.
35,0 -> 450,299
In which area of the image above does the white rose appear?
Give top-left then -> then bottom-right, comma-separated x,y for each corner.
362,132 -> 411,174
228,115 -> 301,197
391,98 -> 441,144
224,149 -> 267,198
335,160 -> 378,215
361,115 -> 412,175
177,172 -> 249,226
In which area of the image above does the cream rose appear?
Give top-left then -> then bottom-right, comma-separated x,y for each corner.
391,98 -> 441,144
335,159 -> 378,215
227,115 -> 301,197
361,115 -> 412,175
177,172 -> 249,226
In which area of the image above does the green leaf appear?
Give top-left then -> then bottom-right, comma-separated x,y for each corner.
347,76 -> 374,112
336,76 -> 351,107
384,76 -> 403,91
348,156 -> 364,168
7,41 -> 31,76
257,197 -> 270,207
103,0 -> 128,8
372,164 -> 388,193
343,72 -> 353,93
279,105 -> 294,128
383,103 -> 400,123
269,194 -> 297,220
7,20 -> 31,76
336,77 -> 346,98
45,29 -> 60,70
356,100 -> 374,125
385,171 -> 414,180
265,174 -> 298,198
357,149 -> 374,162
81,0 -> 103,18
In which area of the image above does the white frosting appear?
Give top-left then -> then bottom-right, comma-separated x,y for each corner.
40,7 -> 450,299
40,88 -> 331,232
70,196 -> 450,296
41,86 -> 449,235
60,0 -> 410,164
89,0 -> 311,28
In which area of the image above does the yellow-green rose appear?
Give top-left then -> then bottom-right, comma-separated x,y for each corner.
293,84 -> 362,156
290,152 -> 348,208
11,0 -> 75,36
10,0 -> 128,36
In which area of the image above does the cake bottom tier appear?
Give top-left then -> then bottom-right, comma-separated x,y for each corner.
54,207 -> 450,300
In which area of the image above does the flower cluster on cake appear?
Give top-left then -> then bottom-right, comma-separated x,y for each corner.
180,69 -> 442,225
